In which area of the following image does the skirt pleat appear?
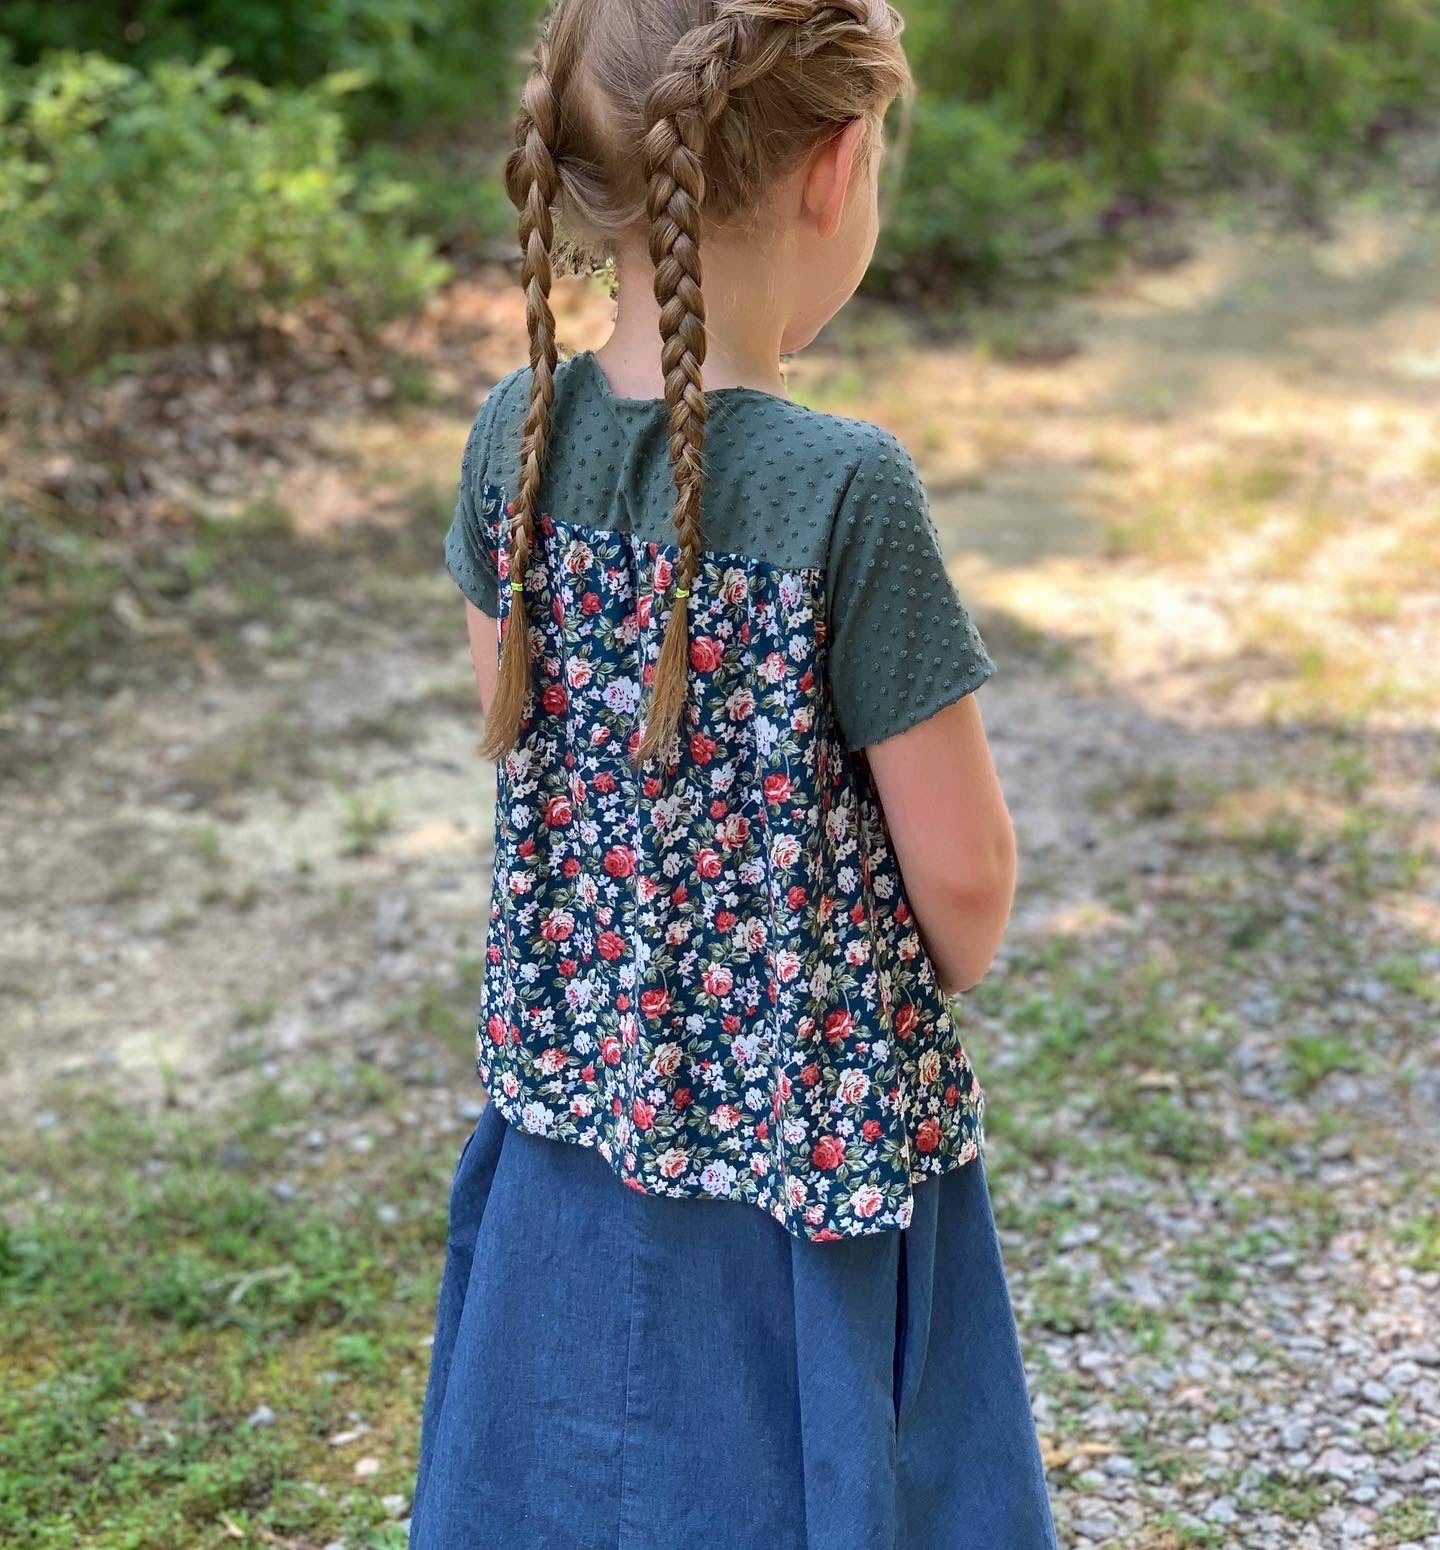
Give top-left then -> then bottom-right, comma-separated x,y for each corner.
408,1103 -> 1058,1550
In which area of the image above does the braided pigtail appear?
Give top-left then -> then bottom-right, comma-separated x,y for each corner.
481,58 -> 562,762
633,20 -> 743,768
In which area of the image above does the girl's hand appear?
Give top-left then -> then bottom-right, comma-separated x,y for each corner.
865,692 -> 1016,996
465,600 -> 501,722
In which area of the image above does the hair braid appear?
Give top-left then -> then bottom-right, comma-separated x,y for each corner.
482,58 -> 563,762
632,28 -> 732,765
632,0 -> 884,767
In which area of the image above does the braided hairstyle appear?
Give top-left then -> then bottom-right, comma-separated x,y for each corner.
484,0 -> 912,764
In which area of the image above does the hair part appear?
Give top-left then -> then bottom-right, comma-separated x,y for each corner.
485,0 -> 913,764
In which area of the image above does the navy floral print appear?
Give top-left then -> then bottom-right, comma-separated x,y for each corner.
471,489 -> 987,1242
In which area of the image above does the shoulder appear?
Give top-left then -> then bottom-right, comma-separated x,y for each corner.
464,363 -> 531,447
806,411 -> 931,554
458,364 -> 531,492
739,396 -> 911,478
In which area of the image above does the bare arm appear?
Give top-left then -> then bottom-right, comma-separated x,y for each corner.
464,601 -> 500,722
865,691 -> 1016,996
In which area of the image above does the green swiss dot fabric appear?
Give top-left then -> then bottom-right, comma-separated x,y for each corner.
445,348 -> 995,748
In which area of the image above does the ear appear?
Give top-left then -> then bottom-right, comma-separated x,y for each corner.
801,117 -> 870,240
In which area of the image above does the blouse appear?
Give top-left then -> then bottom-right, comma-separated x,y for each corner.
443,347 -> 997,1242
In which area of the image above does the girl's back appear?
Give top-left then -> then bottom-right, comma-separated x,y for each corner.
409,1 -> 1059,1545
444,346 -> 995,1240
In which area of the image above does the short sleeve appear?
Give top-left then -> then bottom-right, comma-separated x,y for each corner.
824,428 -> 996,749
443,390 -> 504,618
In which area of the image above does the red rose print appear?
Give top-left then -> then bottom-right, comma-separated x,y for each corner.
718,814 -> 750,849
580,1063 -> 595,1082
714,910 -> 736,930
945,1084 -> 960,1106
695,848 -> 722,879
853,1185 -> 883,1218
542,797 -> 571,827
916,1117 -> 941,1153
709,798 -> 727,821
517,837 -> 536,858
812,1136 -> 845,1171
639,989 -> 671,1020
603,846 -> 635,878
894,1003 -> 918,1040
690,733 -> 717,765
689,636 -> 723,672
487,1014 -> 506,1047
800,1063 -> 821,1087
540,910 -> 575,942
631,1098 -> 654,1131
558,958 -> 576,976
763,773 -> 792,805
597,931 -> 625,961
674,1088 -> 692,1109
600,1036 -> 622,1066
562,856 -> 580,878
541,683 -> 567,715
823,1010 -> 853,1044
581,591 -> 601,615
862,1119 -> 883,1143
787,885 -> 808,910
593,771 -> 616,794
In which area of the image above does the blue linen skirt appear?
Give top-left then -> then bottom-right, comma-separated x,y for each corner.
409,1102 -> 1059,1550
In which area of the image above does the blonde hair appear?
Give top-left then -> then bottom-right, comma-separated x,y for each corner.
480,0 -> 913,765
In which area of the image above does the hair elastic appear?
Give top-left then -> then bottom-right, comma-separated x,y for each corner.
674,587 -> 690,599
509,580 -> 524,592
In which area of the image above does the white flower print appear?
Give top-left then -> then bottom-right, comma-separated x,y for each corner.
470,508 -> 986,1243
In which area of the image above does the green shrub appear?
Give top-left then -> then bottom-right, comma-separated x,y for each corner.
0,49 -> 449,367
875,98 -> 1113,300
0,0 -> 539,130
903,0 -> 1203,185
876,0 -> 1440,300
901,0 -> 1440,191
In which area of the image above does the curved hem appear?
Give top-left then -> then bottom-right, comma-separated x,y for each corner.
474,1071 -> 986,1246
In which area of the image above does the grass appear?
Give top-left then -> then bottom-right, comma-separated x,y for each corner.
0,1069 -> 467,1549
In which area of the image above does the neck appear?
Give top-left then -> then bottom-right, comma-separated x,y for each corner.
593,232 -> 792,400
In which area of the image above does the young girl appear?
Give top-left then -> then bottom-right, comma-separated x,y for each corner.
410,2 -> 1059,1546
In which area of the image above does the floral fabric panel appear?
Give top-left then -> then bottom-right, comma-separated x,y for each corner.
472,492 -> 986,1243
